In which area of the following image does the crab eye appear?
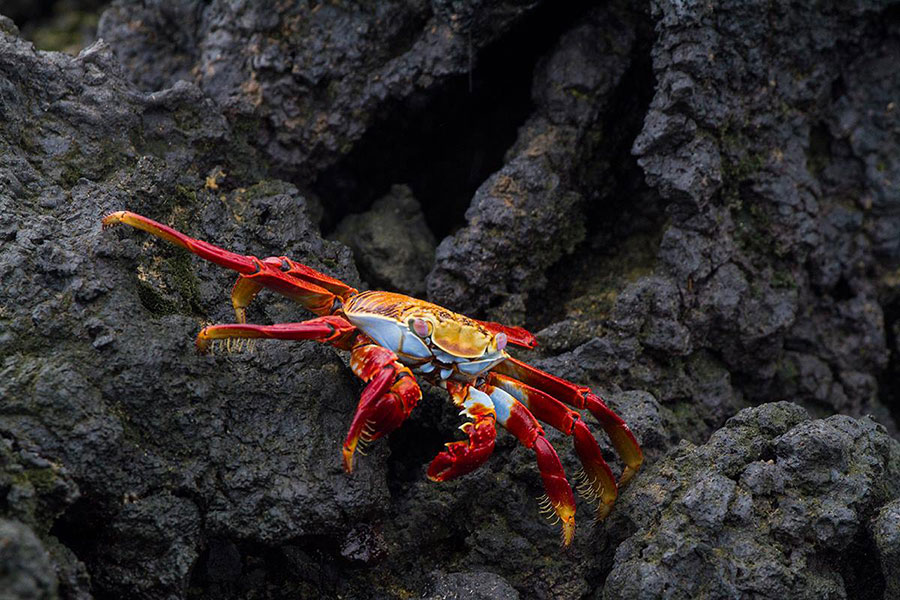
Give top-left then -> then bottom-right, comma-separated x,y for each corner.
409,317 -> 432,338
495,332 -> 508,351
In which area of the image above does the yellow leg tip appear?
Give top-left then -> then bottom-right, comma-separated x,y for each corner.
618,466 -> 638,488
561,517 -> 575,547
342,446 -> 355,473
595,501 -> 613,522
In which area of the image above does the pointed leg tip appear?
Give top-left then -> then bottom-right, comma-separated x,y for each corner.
595,502 -> 613,522
101,211 -> 126,227
561,517 -> 575,547
342,447 -> 355,473
618,466 -> 639,488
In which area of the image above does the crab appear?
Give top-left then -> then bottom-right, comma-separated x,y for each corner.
101,210 -> 643,545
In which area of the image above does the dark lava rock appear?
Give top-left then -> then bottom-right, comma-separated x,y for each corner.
510,0 -> 900,448
0,519 -> 58,600
872,499 -> 900,599
604,402 -> 900,600
97,0 -> 545,179
332,184 -> 436,296
0,25 -> 382,599
622,0 -> 900,433
426,4 -> 636,323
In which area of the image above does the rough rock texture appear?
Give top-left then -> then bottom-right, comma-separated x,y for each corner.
332,184 -> 436,296
604,402 -> 900,599
0,519 -> 59,600
425,571 -> 520,600
97,0 -> 545,181
426,4 -> 639,322
872,499 -> 900,599
3,0 -> 900,599
620,0 -> 900,434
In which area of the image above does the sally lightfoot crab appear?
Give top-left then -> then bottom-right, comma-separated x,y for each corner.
101,210 -> 643,545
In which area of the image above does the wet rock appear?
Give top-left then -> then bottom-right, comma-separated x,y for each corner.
332,184 -> 436,296
604,402 -> 900,600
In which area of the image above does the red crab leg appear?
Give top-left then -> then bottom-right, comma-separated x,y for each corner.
102,211 -> 258,272
343,344 -> 421,472
194,315 -> 358,353
480,383 -> 576,546
493,358 -> 643,487
426,381 -> 497,481
487,372 -> 617,519
102,211 -> 357,316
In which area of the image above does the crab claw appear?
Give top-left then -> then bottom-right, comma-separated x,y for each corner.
342,345 -> 421,473
342,370 -> 403,472
427,417 -> 496,481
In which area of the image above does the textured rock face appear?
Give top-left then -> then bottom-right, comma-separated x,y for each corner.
332,184 -> 436,296
604,402 -> 900,599
2,0 -> 900,599
872,499 -> 900,599
426,5 -> 637,322
97,0 -> 543,180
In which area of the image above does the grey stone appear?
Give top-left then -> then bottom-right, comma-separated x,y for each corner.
872,499 -> 900,600
604,403 -> 900,600
0,519 -> 58,600
333,184 -> 436,296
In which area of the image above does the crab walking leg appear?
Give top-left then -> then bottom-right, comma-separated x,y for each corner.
102,211 -> 258,273
426,381 -> 497,481
494,358 -> 643,487
482,384 -> 577,546
194,315 -> 358,353
230,276 -> 264,323
343,344 -> 421,472
102,211 -> 357,316
487,372 -> 617,519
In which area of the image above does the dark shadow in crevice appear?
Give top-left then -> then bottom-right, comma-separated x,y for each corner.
49,495 -> 112,598
187,536 -> 346,600
385,390 -> 450,496
315,0 -> 596,241
838,528 -> 886,600
526,8 -> 661,333
877,298 -> 900,429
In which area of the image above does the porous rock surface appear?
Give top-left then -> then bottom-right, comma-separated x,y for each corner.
604,402 -> 900,599
332,184 -> 436,296
1,0 -> 900,598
